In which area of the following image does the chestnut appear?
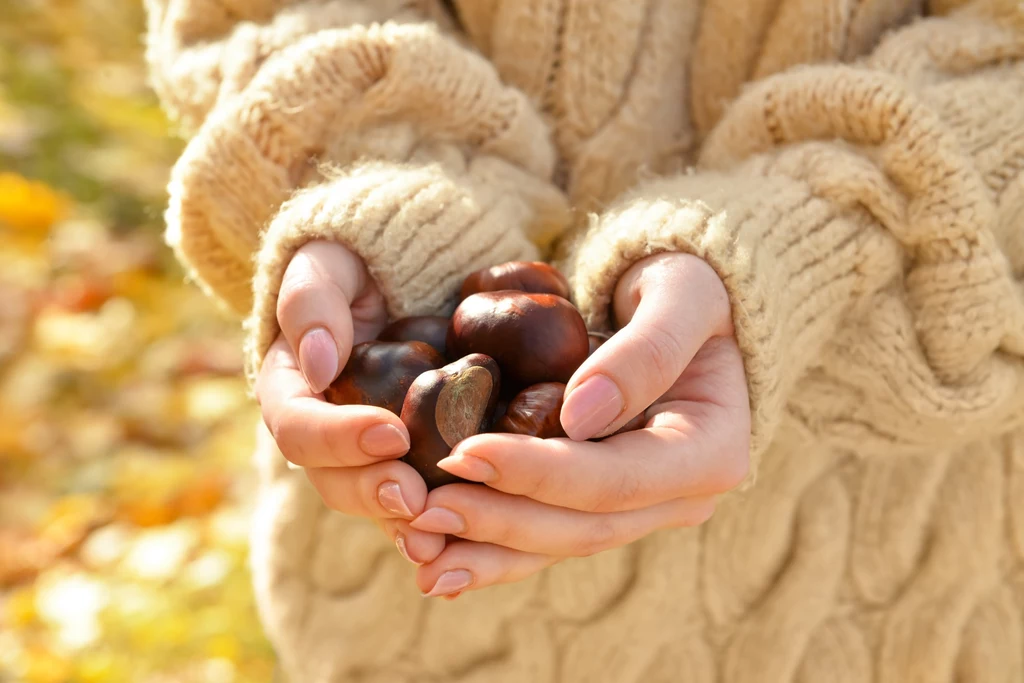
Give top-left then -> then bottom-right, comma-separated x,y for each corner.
588,332 -> 611,356
495,382 -> 567,438
487,398 -> 510,431
447,291 -> 589,390
377,315 -> 449,356
460,261 -> 570,301
323,341 -> 445,414
400,354 -> 501,489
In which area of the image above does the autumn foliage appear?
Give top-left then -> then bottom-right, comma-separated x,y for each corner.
0,2 -> 276,680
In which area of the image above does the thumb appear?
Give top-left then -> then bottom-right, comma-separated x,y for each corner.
276,241 -> 378,394
560,253 -> 732,440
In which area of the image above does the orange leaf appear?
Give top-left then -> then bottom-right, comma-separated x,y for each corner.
115,499 -> 179,528
0,173 -> 70,233
174,473 -> 228,518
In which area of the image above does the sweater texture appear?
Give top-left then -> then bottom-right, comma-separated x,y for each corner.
146,0 -> 1024,680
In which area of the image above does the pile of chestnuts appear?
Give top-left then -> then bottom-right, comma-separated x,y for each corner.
324,261 -> 631,489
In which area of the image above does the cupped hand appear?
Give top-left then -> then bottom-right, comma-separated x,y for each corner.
254,240 -> 445,566
409,253 -> 751,598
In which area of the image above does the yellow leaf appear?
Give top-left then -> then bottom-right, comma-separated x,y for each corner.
4,587 -> 38,627
76,651 -> 126,683
21,645 -> 72,683
0,173 -> 70,234
38,495 -> 110,543
206,634 -> 240,662
131,613 -> 190,650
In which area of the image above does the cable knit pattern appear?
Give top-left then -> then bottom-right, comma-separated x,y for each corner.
147,0 -> 1024,681
153,5 -> 569,333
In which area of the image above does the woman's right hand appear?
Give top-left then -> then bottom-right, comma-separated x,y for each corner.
254,240 -> 445,567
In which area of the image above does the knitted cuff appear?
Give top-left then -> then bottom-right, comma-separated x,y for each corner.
566,165 -> 875,469
162,20 -> 560,319
243,157 -> 565,384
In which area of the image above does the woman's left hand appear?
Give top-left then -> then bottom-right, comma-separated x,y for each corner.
409,253 -> 752,598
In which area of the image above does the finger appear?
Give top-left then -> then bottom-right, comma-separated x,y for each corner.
256,336 -> 410,467
560,253 -> 733,440
379,519 -> 446,567
438,402 -> 748,513
305,459 -> 430,519
409,484 -> 716,557
415,541 -> 557,598
277,240 -> 385,394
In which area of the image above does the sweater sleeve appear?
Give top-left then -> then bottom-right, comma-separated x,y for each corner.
145,1 -> 571,380
564,2 -> 1024,473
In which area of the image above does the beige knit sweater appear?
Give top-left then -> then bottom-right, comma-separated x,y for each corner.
146,0 -> 1024,680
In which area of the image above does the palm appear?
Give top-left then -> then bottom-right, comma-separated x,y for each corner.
649,335 -> 750,440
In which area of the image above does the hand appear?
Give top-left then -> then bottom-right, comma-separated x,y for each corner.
255,240 -> 445,567
408,253 -> 750,598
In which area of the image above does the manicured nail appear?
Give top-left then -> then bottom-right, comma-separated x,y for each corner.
297,327 -> 338,394
422,569 -> 473,597
395,533 -> 421,565
410,507 -> 466,535
436,454 -> 497,483
560,374 -> 624,440
359,424 -> 410,457
377,481 -> 413,518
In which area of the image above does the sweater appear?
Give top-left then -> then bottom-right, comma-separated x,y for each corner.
145,0 -> 1024,680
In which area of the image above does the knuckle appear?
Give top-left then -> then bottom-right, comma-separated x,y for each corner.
711,436 -> 751,493
268,411 -> 300,463
633,321 -> 685,380
589,467 -> 642,513
306,470 -> 344,512
572,518 -> 618,557
487,517 -> 518,549
664,498 -> 716,529
520,463 -> 556,503
307,414 -> 335,460
276,272 -> 320,322
274,405 -> 331,467
687,500 -> 717,527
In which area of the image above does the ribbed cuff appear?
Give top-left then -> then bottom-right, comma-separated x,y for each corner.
566,166 -> 872,469
161,20 -> 560,321
243,159 -> 559,384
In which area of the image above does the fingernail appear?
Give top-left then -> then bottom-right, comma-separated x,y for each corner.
395,533 -> 421,565
360,424 -> 410,457
410,507 -> 466,535
560,374 -> 624,440
377,481 -> 413,518
422,569 -> 473,598
436,454 -> 497,483
298,327 -> 338,394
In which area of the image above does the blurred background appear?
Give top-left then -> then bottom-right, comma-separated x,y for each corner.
1,1 -> 278,680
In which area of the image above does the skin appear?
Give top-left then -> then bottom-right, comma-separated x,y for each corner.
256,240 -> 751,597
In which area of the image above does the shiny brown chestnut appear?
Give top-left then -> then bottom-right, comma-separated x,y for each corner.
447,291 -> 589,390
495,382 -> 567,438
323,341 -> 445,414
377,315 -> 449,356
400,354 -> 501,489
460,261 -> 570,301
487,398 -> 509,431
588,331 -> 611,356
